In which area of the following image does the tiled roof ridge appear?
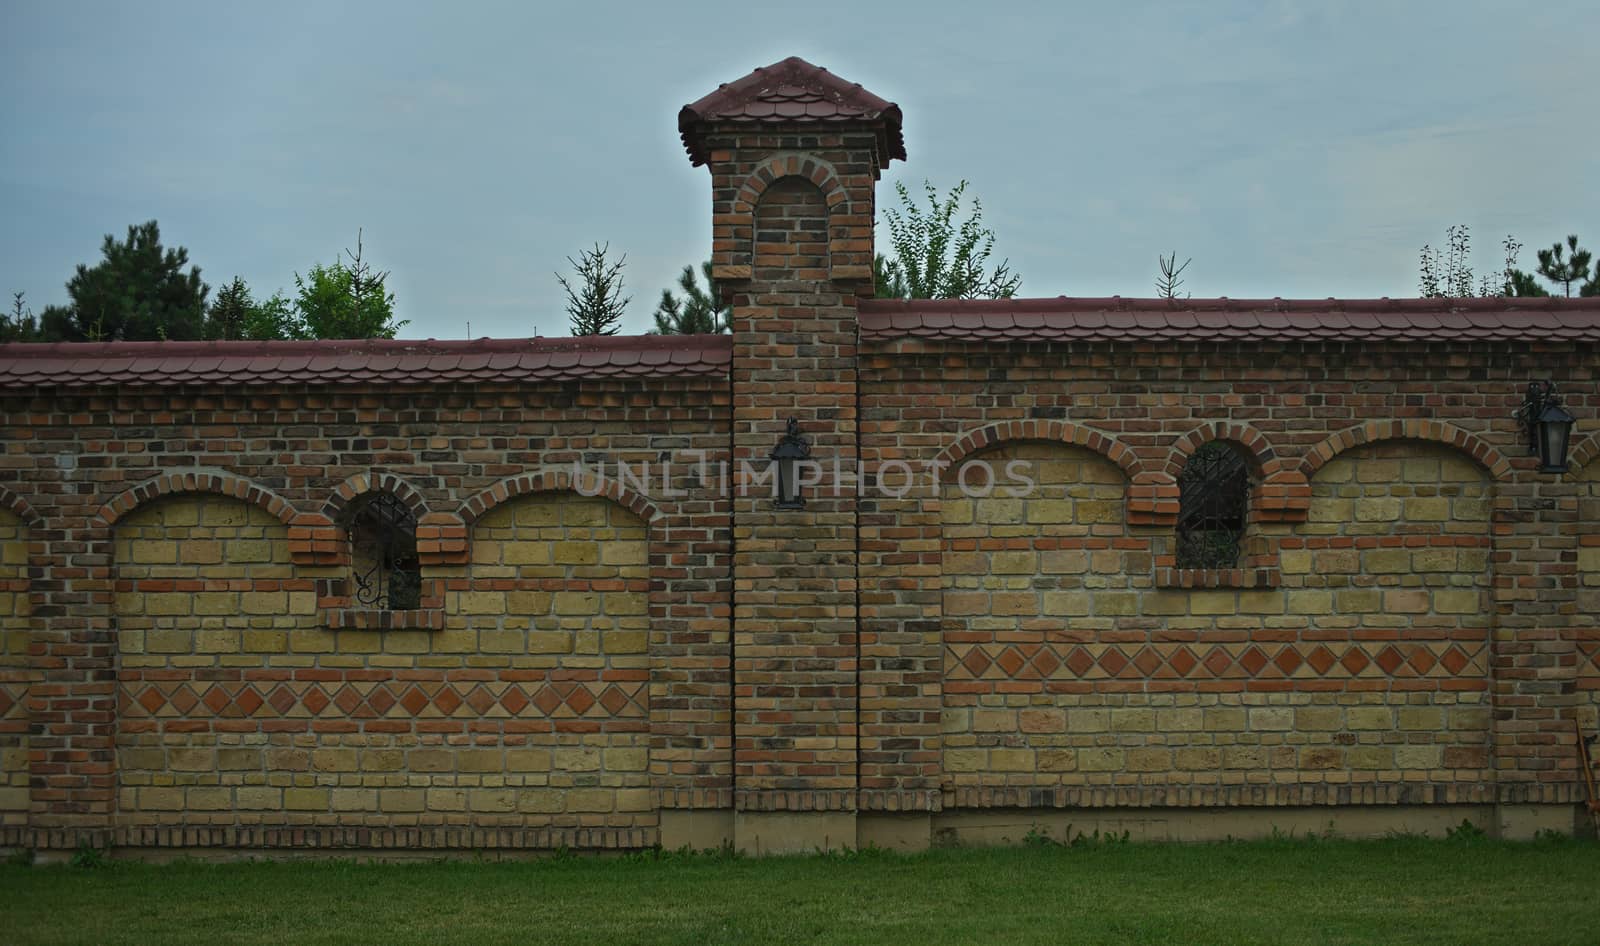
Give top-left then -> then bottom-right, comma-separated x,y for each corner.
857,296 -> 1600,344
0,333 -> 724,358
679,55 -> 906,166
859,295 -> 1600,313
0,333 -> 733,389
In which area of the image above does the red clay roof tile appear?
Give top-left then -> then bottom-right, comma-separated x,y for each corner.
857,297 -> 1600,344
0,335 -> 731,389
679,56 -> 906,167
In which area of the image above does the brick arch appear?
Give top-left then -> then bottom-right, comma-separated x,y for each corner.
0,484 -> 41,527
321,472 -> 430,524
1163,421 -> 1283,479
1568,430 -> 1600,476
1299,420 -> 1511,481
737,152 -> 849,215
93,468 -> 300,530
458,469 -> 662,527
933,421 -> 1143,483
1159,422 -> 1310,523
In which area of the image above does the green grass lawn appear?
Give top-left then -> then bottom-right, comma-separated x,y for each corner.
3,837 -> 1596,946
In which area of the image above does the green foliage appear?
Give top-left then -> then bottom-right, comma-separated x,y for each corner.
557,242 -> 630,337
1501,236 -> 1550,298
70,842 -> 107,869
6,840 -> 1600,944
204,277 -> 252,340
1444,819 -> 1488,843
652,261 -> 727,335
1535,234 -> 1594,297
813,843 -> 889,862
5,846 -> 34,867
204,277 -> 303,341
621,843 -> 743,864
1264,823 -> 1341,844
1420,227 -> 1596,298
40,220 -> 209,341
294,232 -> 403,340
27,225 -> 402,344
2,291 -> 41,342
1070,828 -> 1131,848
1019,824 -> 1132,848
1418,224 -> 1479,298
873,253 -> 908,300
877,180 -> 1020,300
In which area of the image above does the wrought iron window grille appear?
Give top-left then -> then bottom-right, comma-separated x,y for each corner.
347,492 -> 422,610
1175,442 -> 1251,570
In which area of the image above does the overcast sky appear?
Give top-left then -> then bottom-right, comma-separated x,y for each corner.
3,1 -> 1596,339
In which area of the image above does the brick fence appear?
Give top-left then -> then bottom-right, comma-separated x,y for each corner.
1,56 -> 1597,855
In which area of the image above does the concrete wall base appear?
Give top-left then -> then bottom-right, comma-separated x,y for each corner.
1496,804 -> 1581,840
5,803 -> 1587,863
857,813 -> 932,852
733,811 -> 856,856
659,808 -> 735,851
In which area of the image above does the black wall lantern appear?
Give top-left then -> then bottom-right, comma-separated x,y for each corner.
1518,380 -> 1577,473
770,416 -> 811,509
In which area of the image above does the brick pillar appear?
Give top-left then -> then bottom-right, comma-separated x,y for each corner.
31,502 -> 117,837
679,57 -> 902,852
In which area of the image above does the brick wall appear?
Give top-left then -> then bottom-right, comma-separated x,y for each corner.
1,59 -> 1596,852
937,439 -> 1494,804
111,490 -> 653,834
0,508 -> 28,823
859,342 -> 1597,812
0,378 -> 731,847
1573,460 -> 1600,735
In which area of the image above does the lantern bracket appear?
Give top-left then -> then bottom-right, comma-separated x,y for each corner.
1517,380 -> 1577,474
769,417 -> 811,509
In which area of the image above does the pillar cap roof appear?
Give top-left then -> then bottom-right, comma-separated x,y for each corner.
679,56 -> 905,167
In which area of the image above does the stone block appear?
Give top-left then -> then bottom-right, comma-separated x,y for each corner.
1346,707 -> 1394,730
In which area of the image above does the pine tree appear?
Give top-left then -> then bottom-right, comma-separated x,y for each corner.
205,277 -> 253,340
294,230 -> 404,339
1155,252 -> 1192,299
557,243 -> 630,336
1,291 -> 40,342
39,220 -> 209,341
206,277 -> 306,341
652,261 -> 727,334
1536,235 -> 1594,297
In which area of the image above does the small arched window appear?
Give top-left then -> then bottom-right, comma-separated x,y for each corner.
345,493 -> 421,610
1176,442 -> 1251,569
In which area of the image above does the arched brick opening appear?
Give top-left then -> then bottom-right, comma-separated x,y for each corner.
933,421 -> 1142,483
94,469 -> 300,531
459,470 -> 661,528
1299,421 -> 1510,481
1163,421 -> 1283,480
321,472 -> 430,524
